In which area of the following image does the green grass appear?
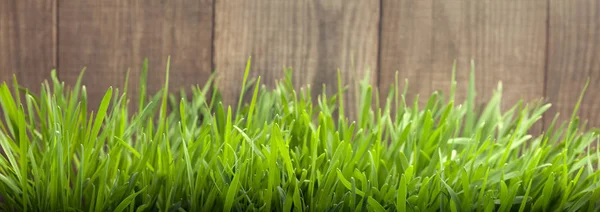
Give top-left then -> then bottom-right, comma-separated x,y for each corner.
0,58 -> 599,211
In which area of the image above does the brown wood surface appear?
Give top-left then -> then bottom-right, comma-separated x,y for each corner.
0,0 -> 55,93
380,0 -> 547,133
379,0 -> 434,107
431,0 -> 547,107
545,0 -> 600,129
432,0 -> 548,134
214,0 -> 380,118
58,0 -> 213,110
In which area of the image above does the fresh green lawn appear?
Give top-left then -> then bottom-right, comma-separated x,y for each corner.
0,58 -> 598,211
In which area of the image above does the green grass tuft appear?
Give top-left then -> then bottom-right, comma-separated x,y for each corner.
0,59 -> 599,211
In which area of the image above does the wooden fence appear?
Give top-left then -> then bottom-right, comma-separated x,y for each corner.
1,0 -> 598,130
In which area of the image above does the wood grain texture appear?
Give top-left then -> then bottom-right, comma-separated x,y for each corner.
379,0 -> 434,107
58,0 -> 213,110
380,0 -> 547,133
214,0 -> 380,118
432,0 -> 547,106
432,0 -> 548,134
0,0 -> 55,93
546,0 -> 600,129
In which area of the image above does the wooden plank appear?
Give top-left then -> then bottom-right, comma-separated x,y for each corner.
58,0 -> 213,110
379,0 -> 434,107
0,0 -> 55,93
432,0 -> 547,133
380,0 -> 547,133
546,0 -> 600,129
214,0 -> 380,118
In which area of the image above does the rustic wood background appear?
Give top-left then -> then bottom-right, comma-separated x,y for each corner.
1,0 -> 598,130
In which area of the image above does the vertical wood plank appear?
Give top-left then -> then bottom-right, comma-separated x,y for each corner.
546,0 -> 600,129
379,0 -> 434,107
380,0 -> 547,133
432,0 -> 547,107
214,0 -> 380,118
432,0 -> 548,133
0,0 -> 55,92
58,0 -> 213,110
